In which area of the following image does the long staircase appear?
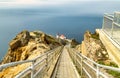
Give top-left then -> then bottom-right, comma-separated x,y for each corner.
0,46 -> 120,78
51,47 -> 80,78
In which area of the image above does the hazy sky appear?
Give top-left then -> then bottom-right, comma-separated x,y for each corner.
0,0 -> 119,4
0,0 -> 105,1
0,0 -> 120,15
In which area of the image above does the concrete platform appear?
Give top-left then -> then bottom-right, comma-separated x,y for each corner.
99,29 -> 120,67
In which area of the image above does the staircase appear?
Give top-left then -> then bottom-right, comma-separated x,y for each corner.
0,46 -> 120,78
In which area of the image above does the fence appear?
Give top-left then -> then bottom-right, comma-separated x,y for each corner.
68,47 -> 120,78
0,46 -> 63,78
102,13 -> 120,45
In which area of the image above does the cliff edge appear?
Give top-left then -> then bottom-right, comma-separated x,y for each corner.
76,30 -> 120,66
0,30 -> 62,77
76,30 -> 120,78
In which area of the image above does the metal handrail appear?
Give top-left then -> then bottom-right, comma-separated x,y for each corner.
0,50 -> 49,71
0,46 -> 63,78
101,30 -> 120,50
51,47 -> 63,78
102,13 -> 120,47
68,48 -> 120,78
77,52 -> 120,72
104,15 -> 113,21
0,60 -> 33,71
104,13 -> 114,18
16,46 -> 63,78
15,66 -> 31,78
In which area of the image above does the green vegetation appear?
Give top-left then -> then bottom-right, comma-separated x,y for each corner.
91,32 -> 99,40
108,62 -> 118,67
97,60 -> 105,65
107,70 -> 120,78
97,61 -> 120,78
33,31 -> 42,38
106,62 -> 120,78
97,61 -> 118,68
33,31 -> 61,47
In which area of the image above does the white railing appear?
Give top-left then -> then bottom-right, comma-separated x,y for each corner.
68,48 -> 120,78
102,13 -> 120,47
0,46 -> 63,78
51,47 -> 63,78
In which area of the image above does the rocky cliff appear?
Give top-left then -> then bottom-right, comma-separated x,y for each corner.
76,30 -> 120,78
0,30 -> 62,77
76,30 -> 117,65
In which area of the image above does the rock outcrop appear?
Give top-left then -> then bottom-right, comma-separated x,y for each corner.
76,30 -> 109,62
71,39 -> 79,48
9,30 -> 30,50
76,30 -> 119,78
0,30 -> 62,78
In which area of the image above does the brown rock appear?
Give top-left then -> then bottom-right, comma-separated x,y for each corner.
0,30 -> 62,78
28,45 -> 37,52
20,30 -> 30,46
9,30 -> 30,50
9,39 -> 21,50
78,31 -> 108,62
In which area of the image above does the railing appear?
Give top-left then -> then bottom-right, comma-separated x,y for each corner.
102,13 -> 113,36
50,47 -> 63,78
68,47 -> 120,78
0,46 -> 63,78
102,13 -> 120,46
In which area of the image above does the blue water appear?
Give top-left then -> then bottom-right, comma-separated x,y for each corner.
0,8 -> 103,60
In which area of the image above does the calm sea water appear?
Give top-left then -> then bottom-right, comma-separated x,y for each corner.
0,8 -> 103,60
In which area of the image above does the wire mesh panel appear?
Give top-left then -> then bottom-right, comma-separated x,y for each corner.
103,16 -> 113,36
114,12 -> 120,24
112,22 -> 120,44
102,12 -> 120,45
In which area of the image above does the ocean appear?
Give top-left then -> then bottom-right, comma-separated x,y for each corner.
0,8 -> 103,60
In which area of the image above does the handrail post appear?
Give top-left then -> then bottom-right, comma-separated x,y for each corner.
52,50 -> 56,64
81,56 -> 83,77
52,50 -> 55,64
96,64 -> 99,78
46,52 -> 49,76
75,51 -> 77,66
46,52 -> 48,66
31,60 -> 35,78
55,48 -> 58,59
111,22 -> 114,38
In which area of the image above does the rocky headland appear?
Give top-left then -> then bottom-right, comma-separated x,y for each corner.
0,30 -> 63,77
